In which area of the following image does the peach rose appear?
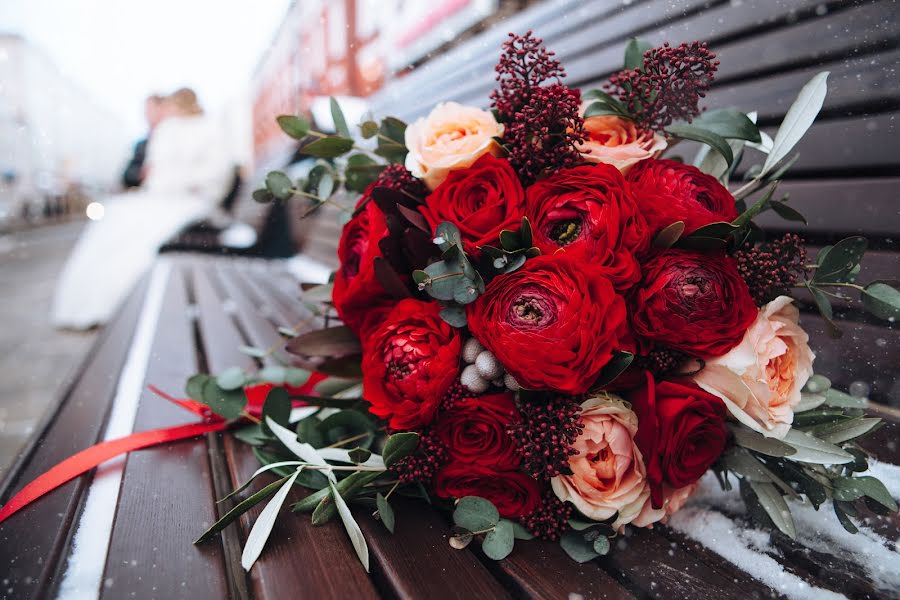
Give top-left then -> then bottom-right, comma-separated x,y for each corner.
693,296 -> 815,439
576,114 -> 666,174
404,102 -> 504,190
551,394 -> 650,529
632,482 -> 698,528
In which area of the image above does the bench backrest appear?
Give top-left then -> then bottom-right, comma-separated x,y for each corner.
300,0 -> 899,404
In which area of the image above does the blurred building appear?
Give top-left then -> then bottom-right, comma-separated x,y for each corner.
0,34 -> 129,226
250,0 -> 532,168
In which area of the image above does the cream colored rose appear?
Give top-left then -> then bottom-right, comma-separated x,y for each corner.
404,102 -> 504,190
632,482 -> 698,528
693,296 -> 815,439
551,394 -> 650,529
575,114 -> 666,174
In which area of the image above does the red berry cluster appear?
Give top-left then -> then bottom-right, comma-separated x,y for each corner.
520,490 -> 573,541
491,30 -> 565,119
491,32 -> 586,183
636,347 -> 689,377
375,163 -> 428,201
607,41 -> 719,132
391,427 -> 448,484
734,233 -> 809,304
502,84 -> 587,183
507,393 -> 584,480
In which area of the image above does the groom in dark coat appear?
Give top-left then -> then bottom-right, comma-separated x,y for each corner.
121,94 -> 165,188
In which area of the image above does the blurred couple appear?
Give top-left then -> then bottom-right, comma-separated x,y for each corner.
52,88 -> 234,329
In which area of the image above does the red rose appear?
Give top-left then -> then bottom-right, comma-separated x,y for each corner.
525,163 -> 649,289
630,250 -> 757,358
434,392 -> 520,470
626,159 -> 737,235
332,191 -> 391,336
361,299 -> 461,429
629,372 -> 728,508
434,463 -> 541,518
419,154 -> 525,255
467,253 -> 631,394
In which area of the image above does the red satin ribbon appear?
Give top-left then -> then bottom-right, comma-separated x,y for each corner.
0,387 -> 229,525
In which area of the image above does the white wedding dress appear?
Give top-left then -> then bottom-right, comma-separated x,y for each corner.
51,115 -> 234,329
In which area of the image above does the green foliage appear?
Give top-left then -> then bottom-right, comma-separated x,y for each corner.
265,171 -> 294,200
376,493 -> 395,534
453,496 -> 499,531
666,123 -> 733,165
330,97 -> 351,138
276,114 -> 310,139
382,432 -> 420,467
345,154 -> 385,193
299,136 -> 355,158
375,117 -> 408,163
623,37 -> 652,70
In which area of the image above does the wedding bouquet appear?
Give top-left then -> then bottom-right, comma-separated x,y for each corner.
4,31 -> 894,573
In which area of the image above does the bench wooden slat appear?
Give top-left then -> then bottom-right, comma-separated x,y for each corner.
487,538 -> 637,600
189,261 -> 381,600
100,259 -> 233,600
0,275 -> 149,599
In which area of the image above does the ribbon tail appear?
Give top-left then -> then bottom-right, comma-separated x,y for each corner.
0,420 -> 227,525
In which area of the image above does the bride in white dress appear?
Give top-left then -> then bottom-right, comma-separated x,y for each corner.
51,89 -> 234,329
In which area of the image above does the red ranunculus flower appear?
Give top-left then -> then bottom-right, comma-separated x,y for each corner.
629,372 -> 728,508
332,190 -> 391,336
467,253 -> 631,394
525,163 -> 649,289
626,158 -> 738,235
630,249 -> 757,358
361,299 -> 461,429
434,463 -> 541,518
434,392 -> 520,470
419,154 -> 525,255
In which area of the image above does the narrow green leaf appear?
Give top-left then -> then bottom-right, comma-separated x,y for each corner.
729,425 -> 797,457
693,109 -> 762,143
769,201 -> 807,224
624,37 -> 652,70
376,493 -> 395,534
330,97 -> 350,138
809,417 -> 881,444
592,351 -> 634,389
195,473 -> 292,544
762,72 -> 829,177
261,387 -> 291,434
749,480 -> 796,539
833,476 -> 898,511
732,183 -> 778,229
781,428 -> 854,464
666,123 -> 733,165
241,468 -> 303,570
652,221 -> 685,249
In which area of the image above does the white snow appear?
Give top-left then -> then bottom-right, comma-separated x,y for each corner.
667,470 -> 900,599
56,260 -> 172,600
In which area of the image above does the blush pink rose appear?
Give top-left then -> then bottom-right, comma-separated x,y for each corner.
404,102 -> 504,190
632,482 -> 699,528
693,296 -> 815,439
551,394 -> 650,529
576,114 -> 666,174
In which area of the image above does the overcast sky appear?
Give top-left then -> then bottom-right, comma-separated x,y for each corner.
1,0 -> 292,136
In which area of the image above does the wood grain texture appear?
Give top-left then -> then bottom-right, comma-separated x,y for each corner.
100,259 -> 234,600
0,276 -> 149,600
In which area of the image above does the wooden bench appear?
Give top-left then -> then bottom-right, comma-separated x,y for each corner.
1,253 -> 897,599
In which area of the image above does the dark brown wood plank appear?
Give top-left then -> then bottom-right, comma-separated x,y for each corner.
599,527 -> 782,599
188,258 -> 380,600
484,538 -> 636,600
0,275 -> 149,599
100,258 -> 233,600
754,178 -> 900,239
802,314 -> 899,406
355,497 -> 513,600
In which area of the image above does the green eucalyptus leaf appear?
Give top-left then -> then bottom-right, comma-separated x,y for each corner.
186,374 -> 210,401
453,496 -> 499,531
482,520 -> 515,560
265,171 -> 294,200
252,188 -> 275,203
560,530 -> 600,563
300,136 -> 354,158
200,379 -> 246,420
862,281 -> 900,321
806,284 -> 842,339
813,236 -> 867,283
832,476 -> 898,511
510,521 -> 534,540
592,535 -> 610,555
439,305 -> 467,328
360,120 -> 379,138
383,432 -> 419,467
276,114 -> 310,139
261,387 -> 291,434
345,154 -> 384,193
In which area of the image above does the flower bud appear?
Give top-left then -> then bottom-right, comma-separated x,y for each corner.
461,364 -> 489,393
462,337 -> 484,363
475,350 -> 503,380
